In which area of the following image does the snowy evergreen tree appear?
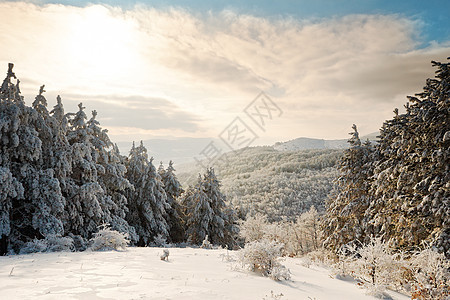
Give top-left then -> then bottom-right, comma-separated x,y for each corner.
0,63 -> 23,104
370,59 -> 450,255
323,59 -> 449,257
182,168 -> 236,247
0,65 -> 67,253
323,124 -> 375,251
159,161 -> 185,243
86,111 -> 136,242
0,64 -> 26,254
50,95 -> 68,134
48,95 -> 72,180
125,142 -> 170,245
32,85 -> 48,116
181,175 -> 210,245
103,143 -> 137,242
63,103 -> 104,238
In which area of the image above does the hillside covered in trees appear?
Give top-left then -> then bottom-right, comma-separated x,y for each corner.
178,147 -> 341,221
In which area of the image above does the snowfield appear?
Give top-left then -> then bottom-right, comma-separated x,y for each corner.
0,248 -> 409,300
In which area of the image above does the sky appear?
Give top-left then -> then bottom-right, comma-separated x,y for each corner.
1,0 -> 449,148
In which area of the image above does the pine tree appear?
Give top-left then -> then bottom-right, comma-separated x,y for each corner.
86,111 -> 136,242
182,168 -> 236,247
181,175 -> 211,245
125,142 -> 170,245
64,102 -> 106,238
0,65 -> 68,253
370,59 -> 450,255
32,85 -> 48,116
0,65 -> 27,254
159,161 -> 185,243
49,95 -> 68,134
323,124 -> 375,251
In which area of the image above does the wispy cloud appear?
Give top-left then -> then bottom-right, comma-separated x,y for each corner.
62,93 -> 202,131
1,1 -> 449,142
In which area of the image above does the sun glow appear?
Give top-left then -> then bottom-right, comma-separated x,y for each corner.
64,6 -> 140,85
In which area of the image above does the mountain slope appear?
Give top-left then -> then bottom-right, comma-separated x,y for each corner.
273,133 -> 379,152
178,146 -> 342,221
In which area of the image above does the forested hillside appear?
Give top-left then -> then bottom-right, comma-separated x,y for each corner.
179,146 -> 342,221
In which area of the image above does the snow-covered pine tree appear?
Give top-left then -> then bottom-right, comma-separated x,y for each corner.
182,168 -> 236,247
201,167 -> 228,245
50,95 -> 69,134
0,64 -> 26,254
0,65 -> 67,253
86,111 -> 136,242
125,141 -> 170,245
0,63 -> 23,104
64,102 -> 106,239
47,95 -> 73,186
322,124 -> 375,251
181,175 -> 210,245
159,161 -> 185,243
27,89 -> 68,241
370,59 -> 450,256
32,85 -> 48,116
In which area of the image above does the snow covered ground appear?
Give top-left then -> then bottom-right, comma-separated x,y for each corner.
0,247 -> 409,299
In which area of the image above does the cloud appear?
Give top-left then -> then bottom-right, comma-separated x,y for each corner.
0,1 -> 449,143
71,94 -> 201,130
42,92 -> 203,140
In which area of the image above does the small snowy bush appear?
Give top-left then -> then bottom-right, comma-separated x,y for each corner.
20,235 -> 74,254
342,237 -> 405,296
331,243 -> 358,278
20,239 -> 48,254
201,235 -> 213,249
89,224 -> 129,251
410,247 -> 449,300
45,235 -> 75,252
269,264 -> 291,281
160,249 -> 169,261
153,234 -> 168,247
69,234 -> 88,252
238,214 -> 269,243
238,239 -> 290,281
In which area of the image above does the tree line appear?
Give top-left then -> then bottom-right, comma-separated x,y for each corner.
0,63 -> 235,255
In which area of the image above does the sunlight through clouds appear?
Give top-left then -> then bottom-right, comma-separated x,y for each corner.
63,5 -> 140,83
0,1 -> 449,142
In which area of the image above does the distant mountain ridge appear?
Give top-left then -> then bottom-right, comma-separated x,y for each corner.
116,133 -> 379,164
273,132 -> 379,152
273,137 -> 348,151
